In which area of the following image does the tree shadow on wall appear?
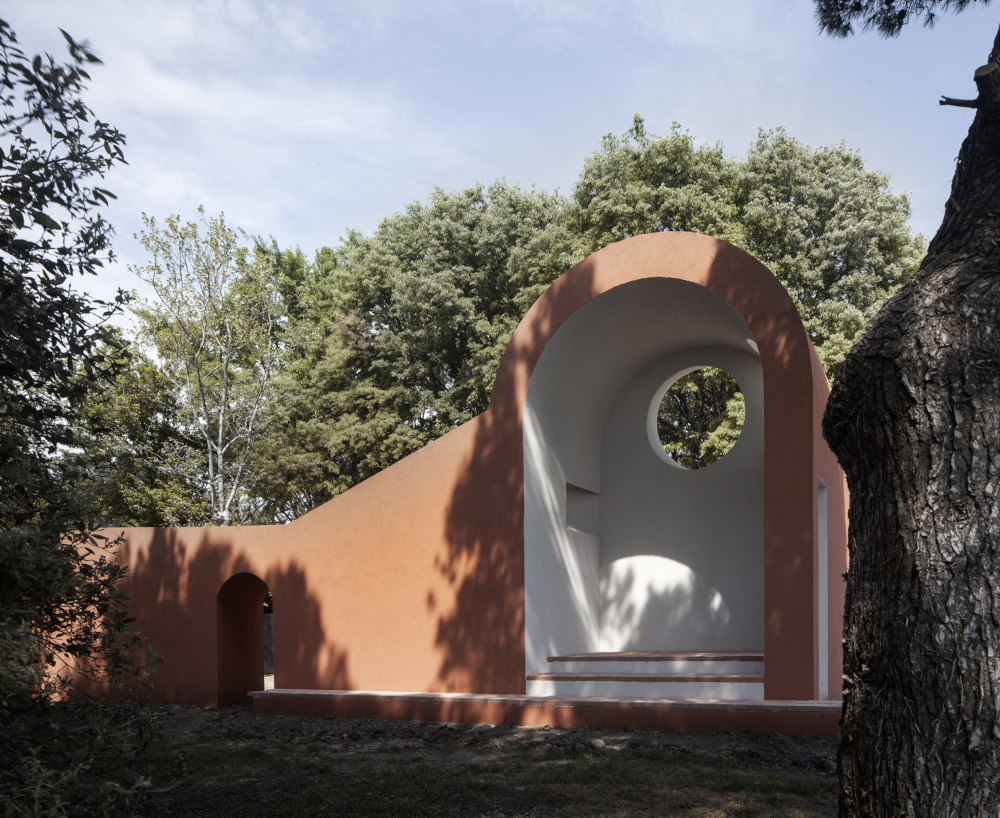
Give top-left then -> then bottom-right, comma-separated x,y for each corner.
598,559 -> 736,652
113,527 -> 352,705
436,263 -> 599,694
268,560 -> 352,691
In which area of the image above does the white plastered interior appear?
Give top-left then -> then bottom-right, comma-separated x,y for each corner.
523,277 -> 765,680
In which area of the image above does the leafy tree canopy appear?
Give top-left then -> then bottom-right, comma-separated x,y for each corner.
131,209 -> 294,526
68,336 -> 210,527
251,182 -> 576,521
0,18 -> 161,815
815,0 -> 992,37
100,118 -> 924,524
657,368 -> 745,470
230,120 -> 927,519
0,18 -> 126,528
572,117 -> 926,376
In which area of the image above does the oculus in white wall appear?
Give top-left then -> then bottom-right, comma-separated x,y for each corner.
649,366 -> 745,470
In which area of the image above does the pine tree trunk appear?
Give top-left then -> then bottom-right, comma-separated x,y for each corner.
823,27 -> 1000,818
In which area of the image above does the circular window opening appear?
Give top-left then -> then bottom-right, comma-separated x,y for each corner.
657,367 -> 745,469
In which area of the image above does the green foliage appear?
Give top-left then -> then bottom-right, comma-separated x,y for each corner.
575,118 -> 922,458
699,392 -> 746,466
253,237 -> 310,321
252,182 -> 577,520
0,18 -> 126,533
104,119 -> 923,522
131,209 -> 293,526
571,116 -> 743,250
0,18 -> 162,816
657,368 -> 744,470
815,0 -> 990,37
573,117 -> 925,378
69,338 -> 211,527
242,121 -> 923,517
0,533 -> 161,816
737,129 -> 925,377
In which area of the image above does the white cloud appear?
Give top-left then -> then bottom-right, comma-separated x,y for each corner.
9,0 -> 995,315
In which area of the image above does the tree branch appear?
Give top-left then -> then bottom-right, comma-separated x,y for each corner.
939,96 -> 979,108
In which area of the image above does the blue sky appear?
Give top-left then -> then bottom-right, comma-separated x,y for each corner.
8,1 -> 996,312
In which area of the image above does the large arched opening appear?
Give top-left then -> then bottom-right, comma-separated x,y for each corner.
523,277 -> 765,698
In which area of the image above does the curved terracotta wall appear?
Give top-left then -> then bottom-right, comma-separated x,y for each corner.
101,232 -> 846,707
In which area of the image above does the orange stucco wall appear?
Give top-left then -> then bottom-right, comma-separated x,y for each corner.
811,345 -> 849,701
110,413 -> 523,705
104,232 -> 847,707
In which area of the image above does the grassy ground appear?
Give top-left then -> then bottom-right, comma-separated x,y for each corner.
133,712 -> 837,818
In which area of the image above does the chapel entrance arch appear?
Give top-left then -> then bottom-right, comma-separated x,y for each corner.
523,277 -> 765,697
217,572 -> 271,706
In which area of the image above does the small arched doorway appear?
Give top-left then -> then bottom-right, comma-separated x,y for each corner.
217,572 -> 270,706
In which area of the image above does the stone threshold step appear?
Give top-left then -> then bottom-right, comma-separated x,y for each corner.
548,651 -> 764,662
528,673 -> 764,683
250,689 -> 839,713
249,690 -> 841,736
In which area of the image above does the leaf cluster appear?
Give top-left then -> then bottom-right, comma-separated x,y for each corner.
0,19 -> 162,816
0,532 -> 163,816
251,182 -> 577,520
67,338 -> 211,528
0,19 -> 126,430
814,0 -> 991,37
0,19 -> 128,534
572,117 -> 925,377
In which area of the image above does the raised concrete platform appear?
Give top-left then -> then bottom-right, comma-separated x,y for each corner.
250,689 -> 842,737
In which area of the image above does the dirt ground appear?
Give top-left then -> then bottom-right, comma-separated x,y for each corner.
152,702 -> 839,778
133,704 -> 840,816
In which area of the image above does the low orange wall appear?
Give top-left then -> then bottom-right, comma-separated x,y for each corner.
112,409 -> 525,706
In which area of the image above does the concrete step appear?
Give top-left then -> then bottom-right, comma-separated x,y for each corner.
526,677 -> 764,700
249,688 -> 842,736
528,673 -> 764,683
544,651 -> 764,676
549,652 -> 764,662
530,651 -> 766,699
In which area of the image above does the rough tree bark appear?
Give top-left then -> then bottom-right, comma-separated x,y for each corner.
823,25 -> 1000,818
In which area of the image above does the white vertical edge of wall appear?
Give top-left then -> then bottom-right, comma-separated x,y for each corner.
817,479 -> 829,700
